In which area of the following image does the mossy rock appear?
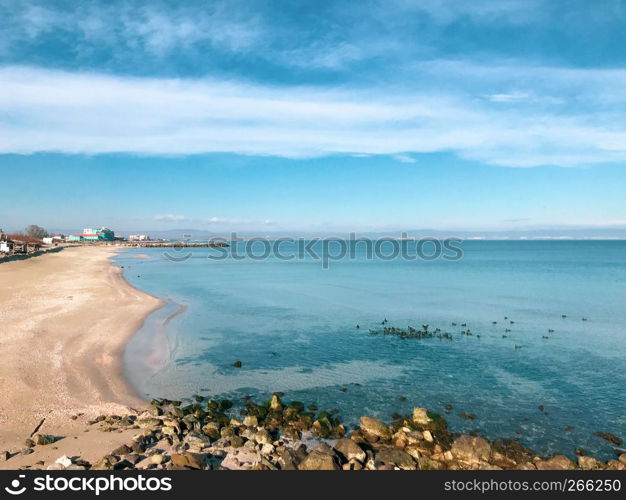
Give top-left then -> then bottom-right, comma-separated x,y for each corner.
219,399 -> 233,411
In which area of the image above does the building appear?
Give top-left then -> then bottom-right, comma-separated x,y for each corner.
68,227 -> 116,242
0,241 -> 10,253
128,234 -> 149,241
42,237 -> 53,244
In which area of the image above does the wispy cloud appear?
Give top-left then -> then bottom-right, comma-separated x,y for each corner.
154,214 -> 187,221
2,64 -> 626,167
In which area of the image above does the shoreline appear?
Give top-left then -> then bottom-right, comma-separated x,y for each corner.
1,246 -> 624,471
0,246 -> 164,467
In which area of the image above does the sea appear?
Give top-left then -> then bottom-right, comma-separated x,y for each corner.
115,240 -> 626,459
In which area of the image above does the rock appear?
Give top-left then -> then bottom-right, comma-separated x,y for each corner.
491,451 -> 517,469
515,462 -> 536,470
92,455 -> 116,470
260,443 -> 275,456
423,430 -> 434,442
270,394 -> 283,411
412,407 -> 431,426
376,448 -> 416,470
170,452 -> 207,470
418,456 -> 445,470
111,444 -> 132,456
298,444 -> 339,470
0,451 -> 10,461
254,429 -> 273,445
54,455 -> 73,468
536,455 -> 574,470
578,456 -> 600,470
359,416 -> 392,441
606,460 -> 625,470
24,438 -> 35,448
233,361 -> 242,367
334,438 -> 366,463
185,431 -> 211,447
33,434 -> 57,446
276,447 -> 299,470
451,435 -> 491,463
459,413 -> 477,420
243,415 -> 258,427
20,448 -> 34,456
619,454 -> 626,465
594,432 -> 623,446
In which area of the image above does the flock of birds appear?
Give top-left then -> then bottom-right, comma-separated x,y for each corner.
355,314 -> 590,349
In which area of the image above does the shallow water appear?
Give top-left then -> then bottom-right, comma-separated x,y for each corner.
118,240 -> 626,459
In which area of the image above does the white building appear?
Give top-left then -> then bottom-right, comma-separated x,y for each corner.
128,234 -> 149,241
42,237 -> 54,244
0,241 -> 11,253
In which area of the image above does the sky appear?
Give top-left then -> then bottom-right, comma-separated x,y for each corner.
1,0 -> 626,235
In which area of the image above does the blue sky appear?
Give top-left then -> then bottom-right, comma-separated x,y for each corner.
1,0 -> 626,234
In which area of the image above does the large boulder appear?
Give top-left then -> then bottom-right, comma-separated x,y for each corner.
334,438 -> 366,463
450,435 -> 491,464
375,448 -> 417,470
298,443 -> 339,470
359,416 -> 392,441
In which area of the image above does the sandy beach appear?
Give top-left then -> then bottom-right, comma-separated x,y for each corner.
0,246 -> 163,468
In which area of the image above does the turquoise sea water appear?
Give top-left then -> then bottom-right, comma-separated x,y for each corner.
117,241 -> 626,459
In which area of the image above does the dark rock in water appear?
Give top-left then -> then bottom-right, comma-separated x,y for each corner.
458,413 -> 476,420
232,360 -> 242,368
575,448 -> 588,456
564,426 -> 574,432
170,452 -> 207,470
297,443 -> 339,470
398,396 -> 406,402
339,387 -> 347,393
376,448 -> 416,470
538,405 -> 545,412
444,404 -> 453,412
307,405 -> 318,411
594,432 -> 623,446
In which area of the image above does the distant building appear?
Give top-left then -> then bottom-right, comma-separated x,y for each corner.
0,241 -> 10,253
68,227 -> 116,242
51,234 -> 65,241
42,237 -> 53,244
128,234 -> 149,241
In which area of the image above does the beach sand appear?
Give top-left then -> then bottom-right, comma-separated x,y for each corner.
0,246 -> 163,468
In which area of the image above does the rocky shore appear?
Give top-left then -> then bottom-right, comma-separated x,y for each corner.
3,395 -> 624,471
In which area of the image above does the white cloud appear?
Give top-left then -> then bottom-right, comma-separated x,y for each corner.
154,214 -> 187,221
1,64 -> 626,167
392,154 -> 417,163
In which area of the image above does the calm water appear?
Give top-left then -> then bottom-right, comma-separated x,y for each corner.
117,241 -> 626,459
